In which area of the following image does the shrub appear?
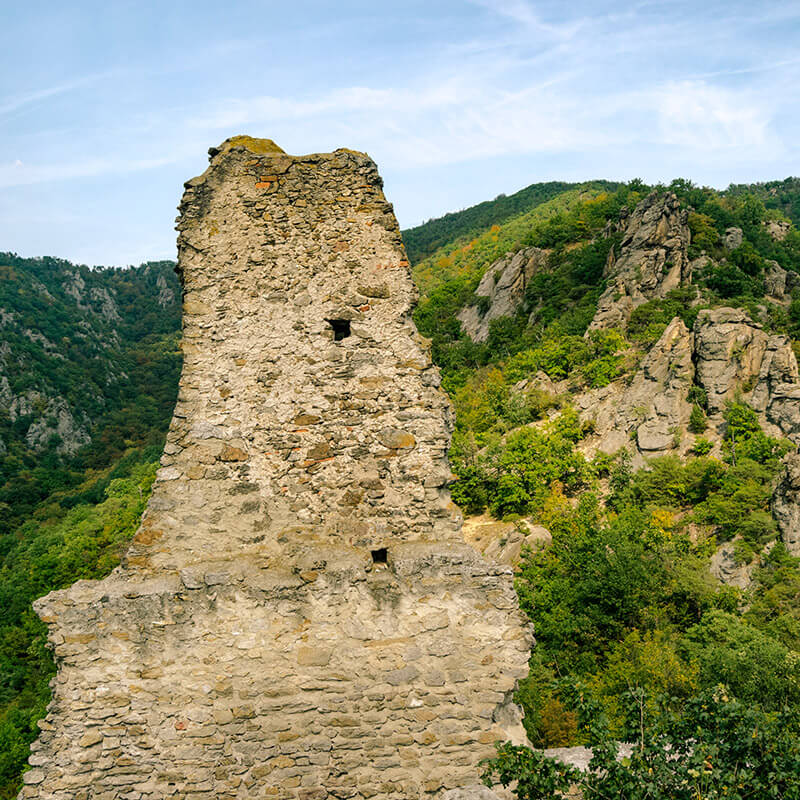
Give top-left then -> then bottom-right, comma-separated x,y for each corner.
483,688 -> 800,800
692,436 -> 713,456
682,610 -> 800,709
688,404 -> 707,433
688,211 -> 718,256
481,741 -> 578,800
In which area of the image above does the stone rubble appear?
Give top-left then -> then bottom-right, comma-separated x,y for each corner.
18,137 -> 532,800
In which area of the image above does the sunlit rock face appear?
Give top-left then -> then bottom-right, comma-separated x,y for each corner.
19,137 -> 531,800
589,191 -> 691,333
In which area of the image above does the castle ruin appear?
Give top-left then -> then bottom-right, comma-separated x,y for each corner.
19,137 -> 532,800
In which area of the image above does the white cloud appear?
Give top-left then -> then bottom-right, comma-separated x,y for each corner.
0,155 -> 174,188
0,72 -> 112,117
466,0 -> 585,40
651,80 -> 771,151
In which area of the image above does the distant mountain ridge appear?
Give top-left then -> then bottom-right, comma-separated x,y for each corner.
401,179 -> 621,264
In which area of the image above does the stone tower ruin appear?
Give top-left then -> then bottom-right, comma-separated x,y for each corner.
19,137 -> 532,800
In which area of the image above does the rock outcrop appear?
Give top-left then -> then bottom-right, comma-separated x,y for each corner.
693,308 -> 770,414
709,541 -> 756,589
589,192 -> 691,332
578,318 -> 694,459
458,248 -> 548,342
575,305 -> 800,462
19,138 -> 532,800
693,308 -> 800,440
765,219 -> 792,241
772,453 -> 800,555
724,227 -> 743,250
765,260 -> 791,302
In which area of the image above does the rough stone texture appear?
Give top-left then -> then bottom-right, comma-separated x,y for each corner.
589,192 -> 691,332
773,453 -> 800,555
693,308 -> 769,414
709,542 -> 755,589
724,227 -> 743,250
765,219 -> 792,241
458,248 -> 548,342
440,788 -> 501,800
764,260 -> 800,304
765,260 -> 789,301
693,308 -> 800,440
19,138 -> 532,800
578,318 -> 694,460
576,306 -> 800,464
625,318 -> 695,454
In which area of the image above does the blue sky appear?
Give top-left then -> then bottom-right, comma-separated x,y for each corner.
1,0 -> 799,266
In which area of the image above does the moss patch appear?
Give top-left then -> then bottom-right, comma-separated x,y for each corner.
219,136 -> 286,155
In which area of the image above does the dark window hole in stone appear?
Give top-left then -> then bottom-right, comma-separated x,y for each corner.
327,319 -> 351,341
371,547 -> 388,564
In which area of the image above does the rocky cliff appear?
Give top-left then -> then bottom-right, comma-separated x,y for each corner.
457,248 -> 548,342
454,188 -> 800,564
458,191 -> 693,341
588,192 -> 691,332
18,138 -> 531,800
0,257 -> 180,459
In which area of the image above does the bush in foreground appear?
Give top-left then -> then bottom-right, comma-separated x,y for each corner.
482,687 -> 800,800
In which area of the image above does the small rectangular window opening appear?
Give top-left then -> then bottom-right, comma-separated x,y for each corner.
327,319 -> 351,341
371,547 -> 388,564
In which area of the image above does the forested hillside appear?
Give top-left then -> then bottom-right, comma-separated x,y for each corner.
3,175 -> 800,796
410,175 -> 800,794
402,180 -> 619,264
0,256 -> 181,797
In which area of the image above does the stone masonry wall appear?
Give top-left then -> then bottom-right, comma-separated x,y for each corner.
19,137 -> 532,800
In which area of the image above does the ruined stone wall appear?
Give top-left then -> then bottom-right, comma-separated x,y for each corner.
19,137 -> 532,800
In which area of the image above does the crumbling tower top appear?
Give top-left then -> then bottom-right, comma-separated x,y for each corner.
119,134 -> 463,579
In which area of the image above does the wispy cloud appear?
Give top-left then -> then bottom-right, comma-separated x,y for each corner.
651,80 -> 772,152
1,0 -> 798,264
0,73 -> 112,117
0,155 -> 175,188
466,0 -> 585,39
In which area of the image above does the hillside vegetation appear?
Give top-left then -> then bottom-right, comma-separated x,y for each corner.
402,180 -> 620,264
410,175 -> 800,788
2,175 -> 800,795
0,256 -> 181,797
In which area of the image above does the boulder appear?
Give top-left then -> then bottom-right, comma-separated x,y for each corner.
724,227 -> 743,250
459,248 -> 549,342
692,307 -> 800,441
765,219 -> 792,241
629,317 -> 695,454
765,260 -> 789,300
693,308 -> 769,413
589,192 -> 691,332
772,453 -> 800,555
710,541 -> 754,589
587,318 -> 694,458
